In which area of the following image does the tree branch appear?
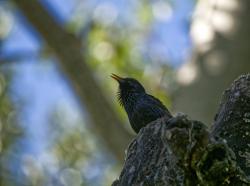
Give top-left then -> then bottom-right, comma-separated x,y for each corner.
11,0 -> 133,163
212,74 -> 250,174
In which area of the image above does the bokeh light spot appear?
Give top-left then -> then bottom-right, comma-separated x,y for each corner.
204,51 -> 226,76
93,3 -> 118,26
0,7 -> 13,39
211,11 -> 235,34
191,19 -> 214,45
152,1 -> 172,22
176,62 -> 198,85
93,42 -> 114,61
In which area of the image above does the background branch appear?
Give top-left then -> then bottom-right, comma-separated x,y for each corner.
12,0 -> 133,163
174,0 -> 250,125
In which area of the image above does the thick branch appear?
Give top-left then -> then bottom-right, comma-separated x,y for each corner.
113,75 -> 250,185
212,74 -> 250,174
12,0 -> 133,162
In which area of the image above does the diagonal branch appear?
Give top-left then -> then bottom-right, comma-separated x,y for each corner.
11,0 -> 133,163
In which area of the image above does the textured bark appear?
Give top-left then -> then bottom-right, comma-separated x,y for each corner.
113,75 -> 250,186
12,0 -> 133,162
212,75 -> 250,174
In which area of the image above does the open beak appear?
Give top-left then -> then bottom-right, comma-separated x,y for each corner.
111,73 -> 124,83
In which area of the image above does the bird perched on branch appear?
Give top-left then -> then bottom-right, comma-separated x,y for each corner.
111,74 -> 172,133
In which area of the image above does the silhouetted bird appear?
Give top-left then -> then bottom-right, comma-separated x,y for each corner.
111,74 -> 172,133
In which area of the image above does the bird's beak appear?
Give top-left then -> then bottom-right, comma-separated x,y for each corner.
111,74 -> 124,83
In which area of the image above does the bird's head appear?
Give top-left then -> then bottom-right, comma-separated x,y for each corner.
111,74 -> 145,105
111,74 -> 145,93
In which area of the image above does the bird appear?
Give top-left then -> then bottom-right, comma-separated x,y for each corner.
111,74 -> 172,133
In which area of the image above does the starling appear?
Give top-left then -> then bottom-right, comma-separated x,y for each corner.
111,74 -> 172,133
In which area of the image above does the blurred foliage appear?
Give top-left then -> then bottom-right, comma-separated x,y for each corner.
0,69 -> 24,185
0,0 -> 186,185
0,72 -> 21,153
77,1 -> 173,122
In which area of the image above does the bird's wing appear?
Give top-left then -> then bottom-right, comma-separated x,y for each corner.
129,97 -> 168,132
127,94 -> 172,133
147,94 -> 171,113
129,103 -> 165,133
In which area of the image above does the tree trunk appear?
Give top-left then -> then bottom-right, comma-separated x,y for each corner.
113,74 -> 250,185
173,0 -> 250,125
